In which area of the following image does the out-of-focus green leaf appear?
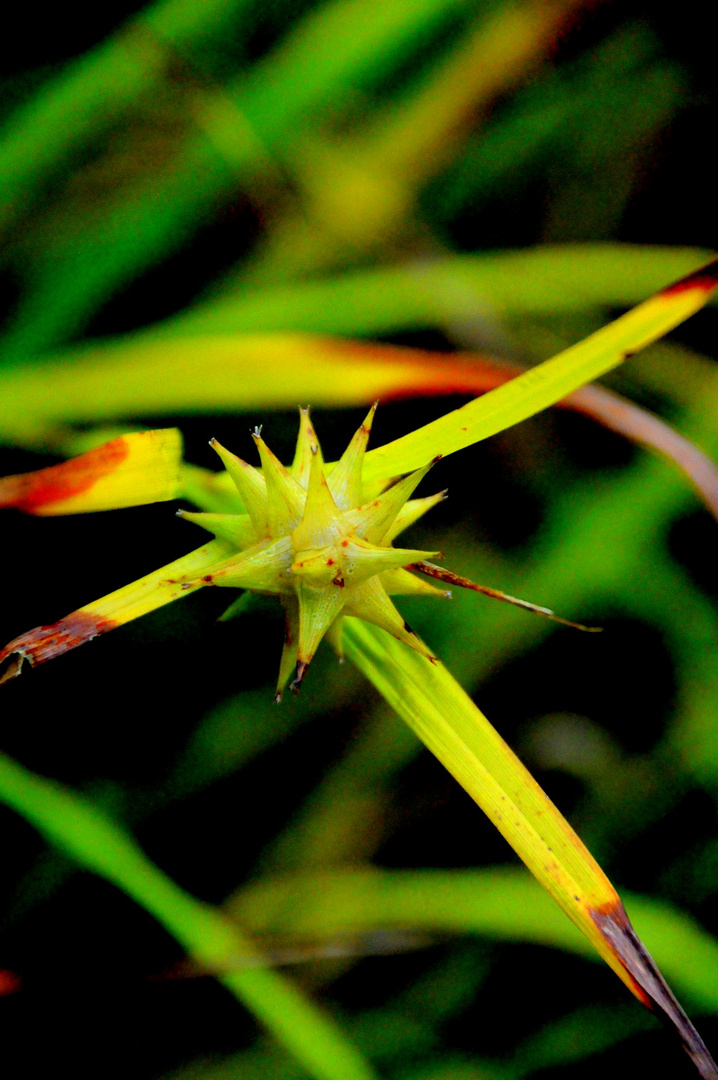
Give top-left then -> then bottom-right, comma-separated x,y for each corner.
230,866 -> 718,1012
0,0 -> 471,363
0,245 -> 712,448
0,0 -> 257,230
239,0 -> 589,286
153,243 -> 716,338
431,22 -> 682,228
0,749 -> 378,1080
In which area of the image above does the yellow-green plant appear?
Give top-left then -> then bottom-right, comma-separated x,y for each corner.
3,259 -> 718,1079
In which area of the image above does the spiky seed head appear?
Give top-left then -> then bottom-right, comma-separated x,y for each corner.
179,408 -> 448,697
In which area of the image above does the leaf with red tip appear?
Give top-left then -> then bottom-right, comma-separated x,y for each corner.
0,429 -> 182,515
364,257 -> 718,484
5,327 -> 716,522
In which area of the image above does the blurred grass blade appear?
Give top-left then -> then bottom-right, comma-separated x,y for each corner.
0,244 -> 712,445
3,260 -> 718,685
0,750 -> 378,1080
342,619 -> 718,1078
362,259 -> 718,483
0,0 -> 469,362
368,0 -> 586,180
0,539 -> 234,685
432,23 -> 676,225
230,866 -> 718,1015
239,0 -> 590,285
6,332 -> 717,522
0,0 -> 255,231
0,429 -> 182,514
161,242 -> 713,338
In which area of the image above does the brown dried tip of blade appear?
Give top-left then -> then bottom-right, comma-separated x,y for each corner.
409,562 -> 601,632
290,661 -> 309,694
592,901 -> 718,1080
660,257 -> 718,297
0,652 -> 25,687
0,612 -> 116,685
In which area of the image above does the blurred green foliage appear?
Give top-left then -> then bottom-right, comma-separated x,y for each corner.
2,1 -> 718,1078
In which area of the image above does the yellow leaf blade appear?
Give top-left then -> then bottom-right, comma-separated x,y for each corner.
342,620 -> 622,953
363,259 -> 718,484
0,429 -> 182,515
0,539 -> 233,684
341,613 -> 718,1080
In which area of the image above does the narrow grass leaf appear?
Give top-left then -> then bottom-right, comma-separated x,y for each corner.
362,259 -> 718,484
161,243 -> 713,337
229,866 -> 718,1015
5,334 -> 718,527
0,750 -> 378,1080
0,0 -> 256,228
0,539 -> 234,685
342,619 -> 718,1078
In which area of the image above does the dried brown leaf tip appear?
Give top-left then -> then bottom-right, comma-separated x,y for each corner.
591,900 -> 718,1079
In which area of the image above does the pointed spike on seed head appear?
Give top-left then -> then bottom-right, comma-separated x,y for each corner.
291,407 -> 318,489
218,591 -> 254,622
275,598 -> 300,702
328,402 -> 377,510
343,577 -> 437,659
385,490 -> 448,543
201,534 -> 293,593
293,444 -> 348,550
209,438 -> 268,535
295,580 -> 346,676
176,509 -> 257,549
381,567 -> 453,598
347,458 -> 439,545
251,430 -> 305,536
290,661 -> 308,694
341,536 -> 441,586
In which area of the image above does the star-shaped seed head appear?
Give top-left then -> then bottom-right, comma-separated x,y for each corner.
177,406 -> 449,699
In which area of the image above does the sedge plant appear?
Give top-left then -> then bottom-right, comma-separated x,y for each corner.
2,260 -> 718,1078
